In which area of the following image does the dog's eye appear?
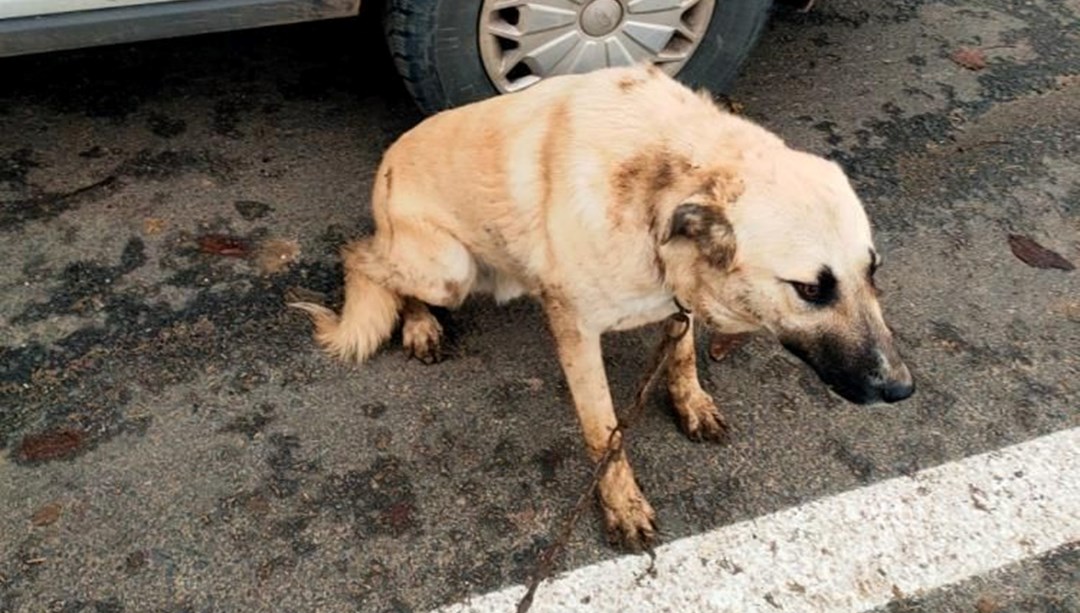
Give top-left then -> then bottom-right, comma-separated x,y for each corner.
785,267 -> 837,306
868,260 -> 882,296
791,281 -> 822,303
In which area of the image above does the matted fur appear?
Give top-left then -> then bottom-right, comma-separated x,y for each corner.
292,65 -> 912,547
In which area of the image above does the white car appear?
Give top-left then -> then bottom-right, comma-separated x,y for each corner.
0,0 -> 774,113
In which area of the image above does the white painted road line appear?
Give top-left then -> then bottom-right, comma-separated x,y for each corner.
437,427 -> 1080,613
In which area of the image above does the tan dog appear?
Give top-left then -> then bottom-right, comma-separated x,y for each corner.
291,64 -> 913,547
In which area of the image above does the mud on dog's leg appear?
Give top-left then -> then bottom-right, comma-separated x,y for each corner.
544,297 -> 656,548
401,298 -> 443,364
666,315 -> 728,442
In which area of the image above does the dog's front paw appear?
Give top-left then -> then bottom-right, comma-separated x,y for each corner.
598,461 -> 657,550
602,496 -> 657,550
402,311 -> 443,364
677,392 -> 728,443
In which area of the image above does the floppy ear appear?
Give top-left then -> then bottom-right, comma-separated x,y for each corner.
667,202 -> 737,269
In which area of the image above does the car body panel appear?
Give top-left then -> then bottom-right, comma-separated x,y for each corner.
0,0 -> 360,57
0,0 -> 183,21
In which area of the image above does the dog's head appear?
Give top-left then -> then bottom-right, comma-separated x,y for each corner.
660,148 -> 913,405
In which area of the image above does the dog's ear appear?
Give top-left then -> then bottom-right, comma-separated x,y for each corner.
669,203 -> 715,240
668,202 -> 736,269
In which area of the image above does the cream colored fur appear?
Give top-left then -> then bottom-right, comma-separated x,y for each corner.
291,64 -> 911,547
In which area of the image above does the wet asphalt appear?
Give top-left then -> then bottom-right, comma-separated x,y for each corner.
1,0 -> 1078,611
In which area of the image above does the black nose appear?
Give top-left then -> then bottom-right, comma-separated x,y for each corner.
880,379 -> 915,403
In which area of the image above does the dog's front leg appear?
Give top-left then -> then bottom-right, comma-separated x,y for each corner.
666,315 -> 728,442
544,298 -> 657,548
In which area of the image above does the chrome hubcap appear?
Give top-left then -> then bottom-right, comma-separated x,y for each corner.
479,0 -> 716,93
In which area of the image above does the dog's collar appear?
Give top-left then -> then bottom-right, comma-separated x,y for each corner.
673,296 -> 691,315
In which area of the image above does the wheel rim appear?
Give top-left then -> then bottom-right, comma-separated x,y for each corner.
479,0 -> 717,94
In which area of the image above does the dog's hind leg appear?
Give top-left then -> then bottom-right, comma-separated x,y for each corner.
352,217 -> 478,310
291,215 -> 474,363
401,297 -> 443,364
544,296 -> 657,548
666,316 -> 728,442
289,246 -> 403,363
293,157 -> 475,363
346,218 -> 473,360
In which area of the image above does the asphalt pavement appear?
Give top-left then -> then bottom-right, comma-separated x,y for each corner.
1,0 -> 1078,611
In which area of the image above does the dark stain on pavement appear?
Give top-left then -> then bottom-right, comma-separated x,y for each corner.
56,598 -> 125,613
234,200 -> 274,221
0,175 -> 121,229
116,149 -> 235,182
360,402 -> 388,419
532,447 -> 566,485
14,427 -> 87,464
824,437 -> 876,482
318,457 -> 419,538
123,550 -> 149,575
0,146 -> 38,185
1,258 -> 340,456
13,237 -> 147,325
267,432 -> 319,499
220,403 -> 277,440
1,148 -> 236,231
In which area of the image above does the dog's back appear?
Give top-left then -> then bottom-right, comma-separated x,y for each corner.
373,65 -> 782,301
292,65 -> 793,360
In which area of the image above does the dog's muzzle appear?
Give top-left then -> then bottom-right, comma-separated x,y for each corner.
876,370 -> 915,404
781,336 -> 915,405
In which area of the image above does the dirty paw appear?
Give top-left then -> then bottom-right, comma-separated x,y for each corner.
598,462 -> 658,550
677,393 -> 728,443
402,313 -> 443,364
601,496 -> 657,551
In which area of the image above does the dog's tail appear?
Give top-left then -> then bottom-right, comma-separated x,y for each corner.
289,269 -> 402,363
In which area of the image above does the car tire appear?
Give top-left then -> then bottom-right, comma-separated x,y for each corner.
384,0 -> 774,116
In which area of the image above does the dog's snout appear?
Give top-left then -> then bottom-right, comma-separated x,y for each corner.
880,378 -> 914,403
874,349 -> 914,403
863,368 -> 914,405
781,332 -> 915,406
